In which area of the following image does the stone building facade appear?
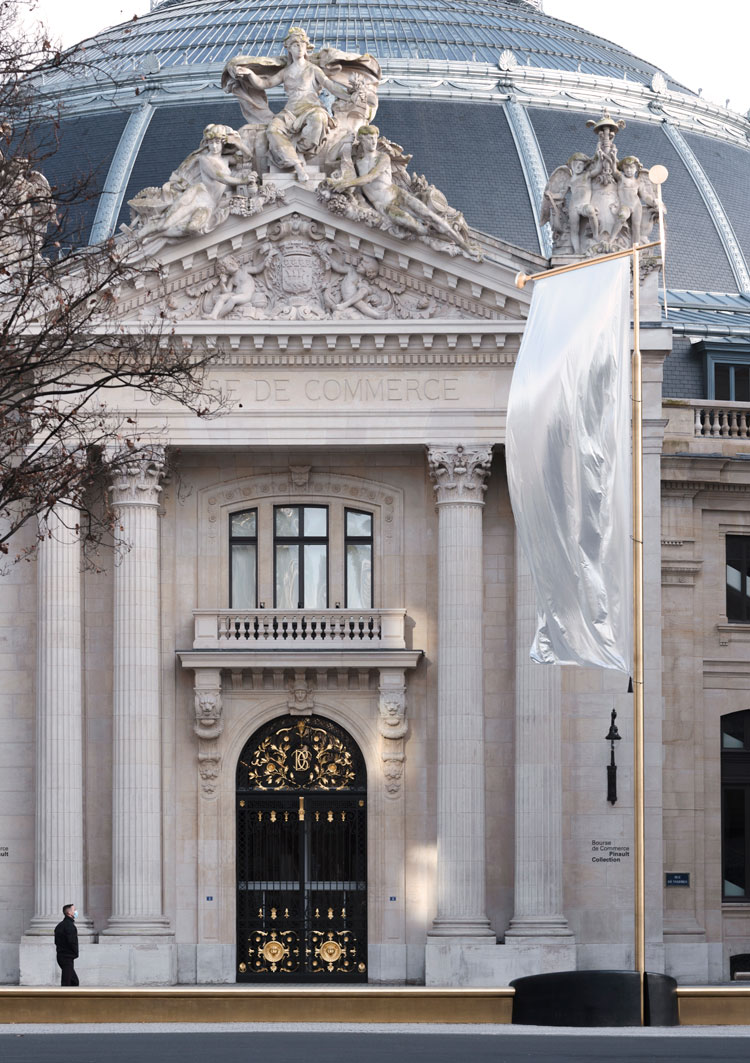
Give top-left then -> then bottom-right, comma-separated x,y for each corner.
2,0 -> 750,987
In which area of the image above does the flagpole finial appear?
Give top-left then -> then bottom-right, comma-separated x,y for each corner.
648,164 -> 668,186
515,271 -> 530,289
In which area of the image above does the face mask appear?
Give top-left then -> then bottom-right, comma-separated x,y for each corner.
73,910 -> 78,919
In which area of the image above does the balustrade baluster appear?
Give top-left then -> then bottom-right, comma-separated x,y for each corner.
741,411 -> 749,438
694,407 -> 702,436
721,409 -> 729,436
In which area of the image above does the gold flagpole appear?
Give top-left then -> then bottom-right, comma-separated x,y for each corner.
514,165 -> 668,1026
631,239 -> 646,1020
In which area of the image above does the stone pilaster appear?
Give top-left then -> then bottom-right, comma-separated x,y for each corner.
26,503 -> 94,938
506,539 -> 573,941
103,448 -> 171,937
427,444 -> 494,938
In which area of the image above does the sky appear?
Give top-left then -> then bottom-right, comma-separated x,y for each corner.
22,0 -> 750,117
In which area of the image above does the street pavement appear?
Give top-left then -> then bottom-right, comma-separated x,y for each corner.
2,1025 -> 750,1062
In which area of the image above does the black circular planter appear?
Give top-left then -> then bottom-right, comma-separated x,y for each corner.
510,970 -> 679,1027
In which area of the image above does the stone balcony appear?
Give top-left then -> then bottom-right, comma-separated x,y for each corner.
193,608 -> 407,650
664,399 -> 750,454
182,608 -> 421,672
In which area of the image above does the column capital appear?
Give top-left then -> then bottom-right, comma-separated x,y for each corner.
427,444 -> 492,505
109,446 -> 166,507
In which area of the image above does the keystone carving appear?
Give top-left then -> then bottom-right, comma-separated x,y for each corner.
427,444 -> 492,504
287,670 -> 316,714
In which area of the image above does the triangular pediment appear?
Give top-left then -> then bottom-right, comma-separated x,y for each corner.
112,186 -> 533,328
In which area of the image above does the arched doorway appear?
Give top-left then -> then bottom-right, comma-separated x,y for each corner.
236,714 -> 367,982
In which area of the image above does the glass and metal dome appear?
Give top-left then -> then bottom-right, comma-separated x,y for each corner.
77,0 -> 689,89
33,0 -> 750,349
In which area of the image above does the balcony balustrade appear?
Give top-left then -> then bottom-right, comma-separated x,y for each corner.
693,402 -> 750,439
192,608 -> 407,650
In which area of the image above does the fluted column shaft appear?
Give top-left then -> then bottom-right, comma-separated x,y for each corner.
506,539 -> 572,938
428,445 -> 494,937
27,503 -> 93,936
105,450 -> 170,936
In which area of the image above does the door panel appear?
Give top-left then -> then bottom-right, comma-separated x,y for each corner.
236,715 -> 367,982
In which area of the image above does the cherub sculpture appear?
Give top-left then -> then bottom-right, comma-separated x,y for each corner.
0,143 -> 56,265
541,152 -> 599,255
612,156 -> 664,245
208,247 -> 271,320
221,26 -> 381,182
540,112 -> 665,255
321,125 -> 479,256
125,124 -> 255,253
323,249 -> 390,318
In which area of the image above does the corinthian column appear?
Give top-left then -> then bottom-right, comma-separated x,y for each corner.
104,449 -> 170,937
26,503 -> 94,938
427,444 -> 494,938
505,539 -> 572,941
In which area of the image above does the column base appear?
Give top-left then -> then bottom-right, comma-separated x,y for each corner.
428,917 -> 495,938
101,916 -> 173,940
505,915 -> 574,942
24,915 -> 96,941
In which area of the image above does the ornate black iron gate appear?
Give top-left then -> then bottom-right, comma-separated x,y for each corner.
236,715 -> 367,982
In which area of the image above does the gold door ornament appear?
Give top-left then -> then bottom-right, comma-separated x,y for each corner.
239,717 -> 361,791
250,929 -> 300,975
310,930 -> 359,975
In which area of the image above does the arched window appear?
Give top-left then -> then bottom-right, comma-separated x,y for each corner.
722,710 -> 750,900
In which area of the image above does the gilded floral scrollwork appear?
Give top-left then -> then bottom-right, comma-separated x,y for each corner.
240,717 -> 358,790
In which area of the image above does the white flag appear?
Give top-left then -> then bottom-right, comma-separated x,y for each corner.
506,257 -> 631,672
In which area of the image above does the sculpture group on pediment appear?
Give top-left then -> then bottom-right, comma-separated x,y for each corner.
177,213 -> 439,322
318,126 -> 481,259
541,112 -> 665,256
0,142 -> 56,266
222,25 -> 381,183
121,26 -> 478,260
124,123 -> 284,255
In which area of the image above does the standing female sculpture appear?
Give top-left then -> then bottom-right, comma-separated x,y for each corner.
222,27 -> 380,181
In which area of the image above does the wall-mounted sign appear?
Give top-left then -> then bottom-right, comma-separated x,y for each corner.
666,873 -> 690,887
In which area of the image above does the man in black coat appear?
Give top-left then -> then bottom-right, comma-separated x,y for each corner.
53,903 -> 79,986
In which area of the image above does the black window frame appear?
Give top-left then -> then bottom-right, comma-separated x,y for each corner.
273,504 -> 329,610
701,341 -> 750,403
722,710 -> 750,902
344,508 -> 374,610
229,507 -> 258,609
727,535 -> 750,623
